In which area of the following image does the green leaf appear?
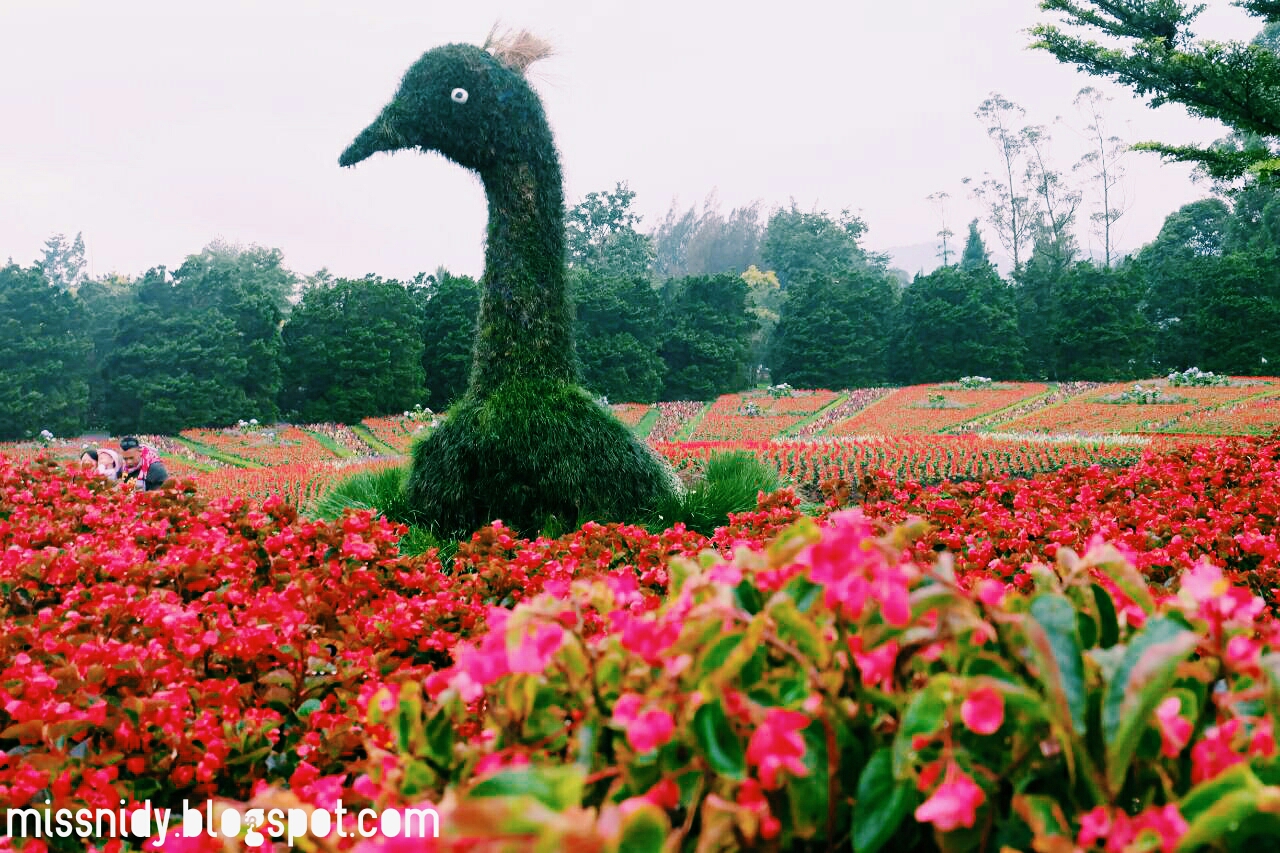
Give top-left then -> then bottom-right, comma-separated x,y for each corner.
468,766 -> 585,812
734,579 -> 764,614
1091,583 -> 1120,648
700,632 -> 743,676
893,679 -> 949,777
1091,551 -> 1154,616
616,801 -> 670,853
770,597 -> 829,666
1176,764 -> 1279,853
1027,594 -> 1088,735
295,698 -> 323,719
1101,616 -> 1198,792
693,700 -> 745,780
787,720 -> 830,837
852,748 -> 915,853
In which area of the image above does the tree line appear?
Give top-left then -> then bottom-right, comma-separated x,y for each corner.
10,0 -> 1280,441
3,175 -> 1277,443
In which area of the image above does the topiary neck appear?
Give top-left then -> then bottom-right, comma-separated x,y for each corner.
469,158 -> 577,397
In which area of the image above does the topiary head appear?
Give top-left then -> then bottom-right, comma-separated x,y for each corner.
339,28 -> 555,175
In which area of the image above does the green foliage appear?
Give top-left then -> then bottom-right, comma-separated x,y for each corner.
658,274 -> 757,400
1032,0 -> 1280,182
651,194 -> 764,279
39,232 -> 88,292
959,219 -> 991,271
571,270 -> 665,403
1050,262 -> 1153,381
313,464 -> 414,524
281,276 -> 426,423
406,378 -> 677,538
565,182 -> 655,280
417,270 -> 481,412
770,266 -> 899,388
0,264 -> 91,440
761,204 -> 877,287
648,450 -> 782,535
898,264 -> 1023,383
101,244 -> 293,434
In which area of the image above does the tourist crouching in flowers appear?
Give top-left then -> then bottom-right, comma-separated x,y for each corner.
119,435 -> 168,491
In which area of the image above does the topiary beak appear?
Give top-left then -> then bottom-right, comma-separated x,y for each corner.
339,107 -> 405,167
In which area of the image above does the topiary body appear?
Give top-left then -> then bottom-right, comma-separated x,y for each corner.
340,32 -> 675,537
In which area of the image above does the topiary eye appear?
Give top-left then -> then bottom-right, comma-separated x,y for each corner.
451,88 -> 469,104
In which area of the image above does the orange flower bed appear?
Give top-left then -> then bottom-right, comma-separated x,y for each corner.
181,425 -> 344,466
361,415 -> 435,454
998,380 -> 1276,435
610,403 -> 652,427
1157,392 -> 1280,436
690,389 -> 841,441
191,457 -> 402,513
828,383 -> 1050,435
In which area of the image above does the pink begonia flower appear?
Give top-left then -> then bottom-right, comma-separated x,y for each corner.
975,578 -> 1006,607
1076,806 -> 1111,848
960,687 -> 1004,736
746,708 -> 810,789
1155,697 -> 1192,758
849,636 -> 898,692
507,621 -> 563,673
1192,719 -> 1245,783
1225,634 -> 1261,669
611,693 -> 675,753
914,766 -> 985,832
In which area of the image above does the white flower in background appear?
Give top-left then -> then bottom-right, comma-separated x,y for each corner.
249,418 -> 258,426
38,429 -> 53,442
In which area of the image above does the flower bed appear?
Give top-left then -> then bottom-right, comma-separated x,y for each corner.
690,390 -> 841,441
1152,393 -> 1280,436
358,415 -> 436,455
190,458 -> 404,514
3,440 -> 1280,851
999,380 -> 1275,435
796,388 -> 893,436
829,383 -> 1050,435
180,426 -> 344,468
647,401 -> 705,443
610,403 -> 653,428
654,435 -> 1149,490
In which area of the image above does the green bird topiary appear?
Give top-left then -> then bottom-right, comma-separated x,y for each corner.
340,28 -> 676,538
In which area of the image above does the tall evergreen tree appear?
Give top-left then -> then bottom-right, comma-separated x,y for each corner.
281,276 -> 426,423
0,264 -> 90,440
897,264 -> 1023,383
101,244 -> 293,434
572,270 -> 665,403
770,266 -> 899,388
1053,262 -> 1153,380
658,274 -> 756,400
417,271 -> 482,412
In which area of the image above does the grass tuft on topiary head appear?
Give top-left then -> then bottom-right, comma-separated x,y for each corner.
407,378 -> 677,539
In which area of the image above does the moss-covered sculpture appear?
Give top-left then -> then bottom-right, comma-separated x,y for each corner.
340,29 -> 676,537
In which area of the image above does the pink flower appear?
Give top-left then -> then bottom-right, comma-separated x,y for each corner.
507,622 -> 563,673
1191,719 -> 1245,783
746,708 -> 810,789
612,693 -> 674,754
1076,806 -> 1111,847
975,578 -> 1006,607
914,765 -> 984,832
849,636 -> 898,692
960,687 -> 1004,735
628,709 -> 676,753
1155,697 -> 1192,758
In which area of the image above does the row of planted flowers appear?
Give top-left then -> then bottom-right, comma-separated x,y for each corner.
2,440 -> 1280,850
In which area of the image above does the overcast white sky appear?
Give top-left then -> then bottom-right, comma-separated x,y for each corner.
0,0 -> 1263,281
